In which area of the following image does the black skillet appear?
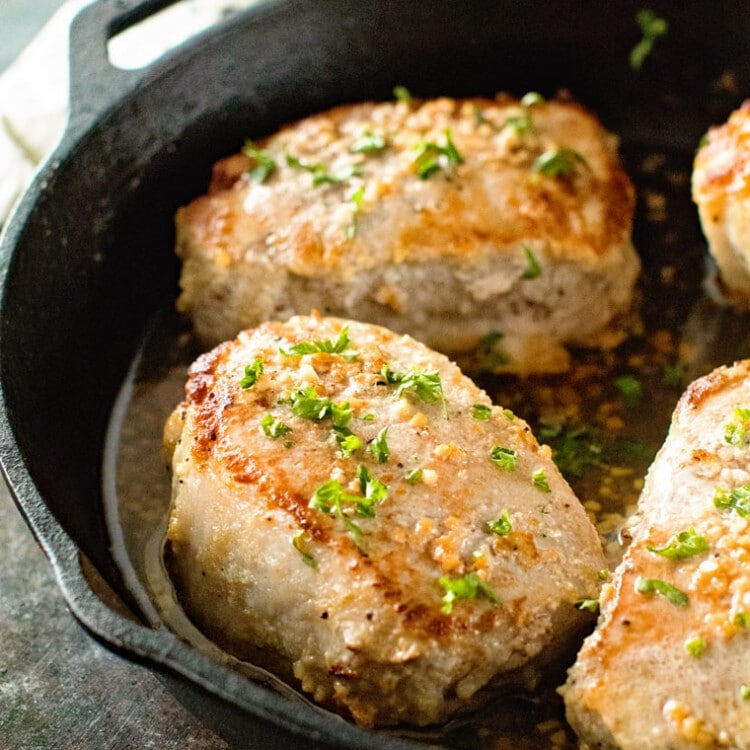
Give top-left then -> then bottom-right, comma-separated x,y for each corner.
2,1 -> 750,747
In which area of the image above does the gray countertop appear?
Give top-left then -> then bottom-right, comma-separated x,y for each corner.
0,481 -> 231,749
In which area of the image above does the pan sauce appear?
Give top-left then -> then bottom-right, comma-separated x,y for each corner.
103,142 -> 750,748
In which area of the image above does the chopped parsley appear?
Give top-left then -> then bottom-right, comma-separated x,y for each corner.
487,509 -> 512,536
504,91 -> 545,134
369,427 -> 390,464
309,464 -> 388,549
346,185 -> 366,240
533,147 -> 588,179
292,530 -> 317,569
243,139 -> 277,183
439,572 -> 499,614
536,420 -> 603,481
714,485 -> 750,517
261,414 -> 292,439
635,577 -> 689,607
380,364 -> 448,417
735,611 -> 750,628
350,130 -> 387,154
413,129 -> 464,179
472,403 -> 493,420
742,685 -> 750,701
334,426 -> 364,458
532,468 -> 551,493
647,528 -> 708,559
614,374 -> 643,408
477,330 -> 511,372
630,9 -> 668,71
520,91 -> 545,108
662,362 -> 686,388
598,569 -> 611,582
240,358 -> 264,389
521,245 -> 542,279
685,636 -> 706,658
285,153 -> 363,186
393,85 -> 412,103
574,599 -> 599,613
724,407 -> 750,446
279,325 -> 359,360
502,408 -> 516,420
357,463 -> 388,505
405,467 -> 423,485
285,386 -> 352,424
490,446 -> 517,472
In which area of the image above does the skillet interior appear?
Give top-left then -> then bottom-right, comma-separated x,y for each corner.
2,0 -> 750,746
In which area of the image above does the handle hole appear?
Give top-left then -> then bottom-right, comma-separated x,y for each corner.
107,0 -> 260,71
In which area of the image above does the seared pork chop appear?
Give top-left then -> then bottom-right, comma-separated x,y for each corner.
693,101 -> 750,304
174,94 -> 639,375
562,360 -> 750,749
164,313 -> 606,727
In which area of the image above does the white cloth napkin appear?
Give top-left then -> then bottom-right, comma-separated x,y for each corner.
0,0 -> 261,224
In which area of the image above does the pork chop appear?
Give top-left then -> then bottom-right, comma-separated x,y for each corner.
693,100 -> 750,304
562,360 -> 750,749
164,313 -> 607,727
174,94 -> 639,375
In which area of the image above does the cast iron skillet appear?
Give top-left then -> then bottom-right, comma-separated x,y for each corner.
2,0 -> 750,747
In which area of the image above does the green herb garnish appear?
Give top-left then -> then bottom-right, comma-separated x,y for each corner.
647,528 -> 708,559
280,325 -> 359,360
615,374 -> 643,408
292,530 -> 317,569
532,468 -> 551,493
472,403 -> 493,421
520,91 -> 545,108
735,611 -> 750,628
662,362 -> 686,388
487,509 -> 512,536
490,446 -> 517,473
477,330 -> 511,372
334,426 -> 364,458
504,91 -> 545,134
393,85 -> 412,103
240,358 -> 264,389
309,465 -> 388,549
439,572 -> 499,614
724,407 -> 750,446
575,599 -> 599,613
369,427 -> 390,464
261,414 -> 292,439
533,147 -> 588,178
630,9 -> 668,71
536,420 -> 603,481
685,636 -> 706,658
742,685 -> 750,701
350,130 -> 387,154
413,129 -> 464,179
243,139 -> 277,183
285,153 -> 363,186
380,364 -> 448,417
346,185 -> 366,240
636,577 -> 689,607
714,485 -> 750,517
521,245 -> 542,279
405,467 -> 423,485
285,386 -> 354,429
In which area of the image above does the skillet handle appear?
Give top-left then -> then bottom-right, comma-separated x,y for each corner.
67,0 -> 186,133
